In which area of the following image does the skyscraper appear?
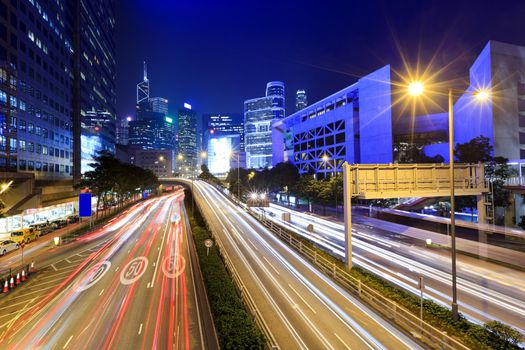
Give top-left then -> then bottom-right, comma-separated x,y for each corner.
0,0 -> 115,215
74,0 -> 117,177
128,65 -> 175,152
116,117 -> 132,145
150,97 -> 169,116
296,89 -> 308,111
178,103 -> 197,175
136,61 -> 149,104
244,81 -> 285,169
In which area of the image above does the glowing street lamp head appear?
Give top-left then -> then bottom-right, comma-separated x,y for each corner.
408,81 -> 424,96
158,156 -> 164,161
322,155 -> 329,162
200,151 -> 207,159
259,193 -> 266,199
177,154 -> 184,160
474,89 -> 490,102
250,193 -> 258,200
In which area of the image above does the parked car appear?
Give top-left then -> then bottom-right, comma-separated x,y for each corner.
0,240 -> 19,256
9,228 -> 38,244
30,223 -> 54,236
50,219 -> 68,229
67,215 -> 79,224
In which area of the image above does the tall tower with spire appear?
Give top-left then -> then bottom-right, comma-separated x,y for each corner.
137,61 -> 150,104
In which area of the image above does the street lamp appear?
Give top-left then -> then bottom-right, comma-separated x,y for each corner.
0,180 -> 13,195
322,155 -> 338,219
228,150 -> 241,201
409,82 -> 490,320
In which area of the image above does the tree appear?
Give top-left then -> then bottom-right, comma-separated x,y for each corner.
76,151 -> 159,217
198,164 -> 220,184
454,136 -> 493,163
454,136 -> 514,222
398,144 -> 445,163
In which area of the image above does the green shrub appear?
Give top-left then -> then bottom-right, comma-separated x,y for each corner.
187,195 -> 265,349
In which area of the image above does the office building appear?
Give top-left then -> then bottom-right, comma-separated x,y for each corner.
272,65 -> 393,175
178,103 -> 197,175
245,81 -> 285,169
0,0 -> 115,217
150,97 -> 168,116
137,61 -> 149,104
133,149 -> 174,178
116,116 -> 131,145
75,0 -> 117,178
128,112 -> 175,150
296,89 -> 308,111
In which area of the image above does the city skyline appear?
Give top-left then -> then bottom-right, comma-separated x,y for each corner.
115,0 -> 525,118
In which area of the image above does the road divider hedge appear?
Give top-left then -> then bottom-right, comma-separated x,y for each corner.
185,193 -> 265,349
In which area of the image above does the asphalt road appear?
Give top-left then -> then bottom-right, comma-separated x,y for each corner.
0,191 -> 217,350
258,202 -> 525,334
191,180 -> 423,350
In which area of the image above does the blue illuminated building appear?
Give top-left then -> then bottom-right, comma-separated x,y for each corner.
272,65 -> 393,175
245,81 -> 285,169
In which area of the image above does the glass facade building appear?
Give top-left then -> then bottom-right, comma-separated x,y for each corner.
202,113 -> 244,152
296,89 -> 307,111
74,0 -> 116,178
150,97 -> 168,116
244,81 -> 285,169
177,104 -> 197,175
0,0 -> 75,178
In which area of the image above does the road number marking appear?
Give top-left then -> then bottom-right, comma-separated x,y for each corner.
161,254 -> 185,278
120,257 -> 148,285
74,261 -> 111,292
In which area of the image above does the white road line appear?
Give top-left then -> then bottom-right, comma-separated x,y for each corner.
0,285 -> 56,303
99,289 -> 104,296
147,282 -> 151,288
152,262 -> 156,267
150,206 -> 171,289
115,266 -> 119,272
127,249 -> 130,254
51,264 -> 58,271
334,333 -> 352,350
288,284 -> 316,314
138,323 -> 143,335
263,256 -> 280,275
65,258 -> 72,263
63,335 -> 73,349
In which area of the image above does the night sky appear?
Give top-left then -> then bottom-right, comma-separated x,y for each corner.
115,0 -> 525,119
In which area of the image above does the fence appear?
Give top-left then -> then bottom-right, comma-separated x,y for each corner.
192,193 -> 279,350
248,208 -> 470,350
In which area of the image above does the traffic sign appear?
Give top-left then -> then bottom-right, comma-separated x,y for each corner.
204,239 -> 213,248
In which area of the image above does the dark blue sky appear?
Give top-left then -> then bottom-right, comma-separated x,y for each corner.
115,0 -> 525,119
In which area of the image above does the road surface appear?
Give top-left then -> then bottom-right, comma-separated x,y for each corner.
257,202 -> 525,334
0,191 -> 217,349
192,180 -> 422,350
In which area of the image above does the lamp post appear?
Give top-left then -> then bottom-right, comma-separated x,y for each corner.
408,82 -> 489,320
322,155 -> 338,219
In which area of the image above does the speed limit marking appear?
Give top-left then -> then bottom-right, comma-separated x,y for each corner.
162,254 -> 185,279
120,257 -> 148,285
74,261 -> 111,292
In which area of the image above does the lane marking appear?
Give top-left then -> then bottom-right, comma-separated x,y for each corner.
289,284 -> 316,314
138,323 -> 143,335
115,267 -> 119,272
334,333 -> 352,350
51,264 -> 58,271
147,282 -> 151,288
63,335 -> 73,349
65,258 -> 72,263
162,254 -> 185,279
263,256 -> 280,276
99,289 -> 104,296
150,209 -> 171,289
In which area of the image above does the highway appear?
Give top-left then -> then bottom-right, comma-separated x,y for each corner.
192,180 -> 423,350
0,191 -> 217,349
256,202 -> 525,333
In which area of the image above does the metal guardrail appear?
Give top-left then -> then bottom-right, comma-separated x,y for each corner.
192,194 -> 279,350
506,176 -> 525,186
248,209 -> 470,350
